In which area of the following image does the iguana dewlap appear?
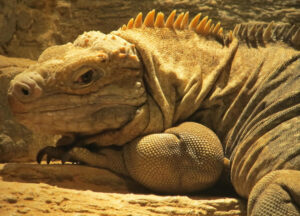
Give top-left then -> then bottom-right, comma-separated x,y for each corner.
8,10 -> 300,216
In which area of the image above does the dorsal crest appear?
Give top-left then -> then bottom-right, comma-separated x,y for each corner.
120,9 -> 224,40
120,10 -> 300,49
227,22 -> 300,49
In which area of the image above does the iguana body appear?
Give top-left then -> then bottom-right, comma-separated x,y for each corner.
8,10 -> 300,215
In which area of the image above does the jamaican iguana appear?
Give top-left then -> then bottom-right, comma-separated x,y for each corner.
7,10 -> 300,215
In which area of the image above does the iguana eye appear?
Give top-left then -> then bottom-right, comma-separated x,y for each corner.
76,69 -> 94,84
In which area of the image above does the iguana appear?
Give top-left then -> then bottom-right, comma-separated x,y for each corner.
7,10 -> 300,215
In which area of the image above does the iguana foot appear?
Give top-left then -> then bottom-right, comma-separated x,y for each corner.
36,145 -> 82,164
248,170 -> 300,216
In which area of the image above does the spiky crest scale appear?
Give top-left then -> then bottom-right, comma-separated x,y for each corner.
173,12 -> 184,29
292,29 -> 300,45
143,9 -> 155,27
134,12 -> 143,28
154,12 -> 165,28
212,22 -> 221,35
248,25 -> 256,41
165,10 -> 176,28
180,12 -> 189,29
203,19 -> 212,35
188,13 -> 201,30
195,16 -> 208,34
262,21 -> 274,42
127,18 -> 134,29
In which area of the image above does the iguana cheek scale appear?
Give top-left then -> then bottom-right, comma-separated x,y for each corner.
8,9 -> 300,216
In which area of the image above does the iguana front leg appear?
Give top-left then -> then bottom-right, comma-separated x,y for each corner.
123,122 -> 225,193
38,122 -> 225,194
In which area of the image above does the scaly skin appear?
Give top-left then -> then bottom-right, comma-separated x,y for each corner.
8,10 -> 300,215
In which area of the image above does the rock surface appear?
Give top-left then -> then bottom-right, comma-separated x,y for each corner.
0,163 -> 246,216
0,0 -> 299,60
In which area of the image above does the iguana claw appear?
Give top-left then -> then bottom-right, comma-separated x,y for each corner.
36,145 -> 74,164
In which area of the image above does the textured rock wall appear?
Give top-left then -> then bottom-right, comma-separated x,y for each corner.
0,0 -> 299,60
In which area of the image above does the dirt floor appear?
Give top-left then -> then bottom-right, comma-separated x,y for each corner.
0,163 -> 246,216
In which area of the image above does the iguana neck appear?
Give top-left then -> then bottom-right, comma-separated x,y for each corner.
114,28 -> 238,130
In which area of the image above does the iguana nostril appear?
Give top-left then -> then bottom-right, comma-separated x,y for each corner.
9,76 -> 44,101
21,87 -> 30,96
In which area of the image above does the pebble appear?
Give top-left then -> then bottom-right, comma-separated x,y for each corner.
3,196 -> 18,204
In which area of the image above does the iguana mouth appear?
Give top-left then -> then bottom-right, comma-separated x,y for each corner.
11,100 -> 141,114
8,87 -> 147,111
12,103 -> 144,135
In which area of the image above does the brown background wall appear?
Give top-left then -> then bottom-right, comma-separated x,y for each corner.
1,0 -> 299,60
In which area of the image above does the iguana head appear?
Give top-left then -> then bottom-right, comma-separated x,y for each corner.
8,31 -> 148,144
